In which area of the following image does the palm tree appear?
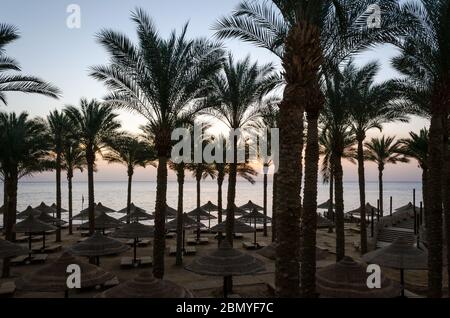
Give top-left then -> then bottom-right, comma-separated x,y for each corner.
61,137 -> 86,235
64,99 -> 120,235
90,8 -> 224,279
104,134 -> 156,223
320,67 -> 357,261
391,0 -> 450,297
365,136 -> 408,217
215,0 -> 407,298
0,112 -> 51,277
0,24 -> 60,105
344,60 -> 408,254
47,110 -> 71,242
398,129 -> 429,218
202,54 -> 276,246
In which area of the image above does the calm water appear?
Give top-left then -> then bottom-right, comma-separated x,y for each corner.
0,180 -> 422,227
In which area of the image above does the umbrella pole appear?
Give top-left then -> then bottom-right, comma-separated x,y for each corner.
42,231 -> 46,250
371,208 -> 374,237
28,233 -> 32,259
390,196 -> 392,217
400,268 -> 405,297
182,229 -> 186,253
208,209 -> 211,229
134,238 -> 137,264
254,217 -> 257,246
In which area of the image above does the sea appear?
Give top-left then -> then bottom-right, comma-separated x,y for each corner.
0,180 -> 422,227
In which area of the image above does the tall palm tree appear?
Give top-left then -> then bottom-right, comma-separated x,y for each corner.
0,24 -> 60,105
90,8 -> 224,279
215,0 -> 407,298
398,129 -> 429,219
344,60 -> 408,254
104,134 -> 156,223
47,110 -> 71,242
365,136 -> 408,217
64,99 -> 120,235
391,0 -> 450,297
0,112 -> 51,277
320,67 -> 357,261
61,137 -> 86,235
202,54 -> 277,246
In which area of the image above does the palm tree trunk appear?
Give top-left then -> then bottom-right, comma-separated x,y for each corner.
422,168 -> 428,228
225,135 -> 237,246
217,173 -> 223,224
357,136 -> 367,253
126,167 -> 133,224
272,173 -> 278,242
176,166 -> 184,266
2,179 -> 7,235
427,111 -> 444,298
275,98 -> 304,298
3,172 -> 17,278
55,151 -> 62,242
67,170 -> 73,235
442,116 -> 449,297
301,111 -> 320,297
334,154 -> 345,261
196,174 -> 201,241
86,148 -> 95,235
153,155 -> 168,279
263,166 -> 268,237
328,167 -> 334,220
378,165 -> 384,218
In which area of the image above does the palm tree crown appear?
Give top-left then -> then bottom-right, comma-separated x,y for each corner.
365,136 -> 408,171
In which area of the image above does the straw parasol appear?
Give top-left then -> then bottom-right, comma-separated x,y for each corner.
112,222 -> 154,264
316,256 -> 399,298
16,251 -> 115,297
68,231 -> 129,265
96,271 -> 192,298
16,206 -> 41,219
165,213 -> 205,252
0,205 -> 18,215
118,209 -> 154,222
239,200 -> 263,212
394,202 -> 420,213
237,208 -> 272,246
317,199 -> 335,209
0,238 -> 29,259
51,203 -> 68,212
362,237 -> 427,296
13,215 -> 57,256
201,201 -> 218,211
79,202 -> 115,214
185,241 -> 265,297
346,203 -> 378,215
79,212 -> 123,233
71,209 -> 103,221
187,207 -> 216,237
257,242 -> 329,262
117,202 -> 147,214
164,204 -> 178,219
210,220 -> 254,234
34,202 -> 56,216
37,211 -> 67,226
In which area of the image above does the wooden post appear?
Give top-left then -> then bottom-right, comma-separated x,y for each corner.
420,202 -> 423,226
390,196 -> 392,217
371,208 -> 374,237
413,189 -> 417,235
377,199 -> 380,221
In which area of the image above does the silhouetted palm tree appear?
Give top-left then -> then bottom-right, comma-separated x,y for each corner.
391,0 -> 450,297
104,134 -> 156,223
47,110 -> 71,242
0,112 -> 51,277
90,8 -> 224,278
0,23 -> 60,105
64,99 -> 120,235
215,0 -> 407,297
202,54 -> 276,245
344,60 -> 407,254
365,136 -> 408,217
61,137 -> 86,235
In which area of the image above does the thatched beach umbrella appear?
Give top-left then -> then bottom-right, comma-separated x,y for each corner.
112,222 -> 154,264
13,215 -> 56,256
394,202 -> 420,213
185,241 -> 265,297
79,212 -> 123,234
239,200 -> 263,212
164,204 -> 178,219
51,203 -> 68,212
0,205 -> 18,215
16,251 -> 115,297
238,208 -> 272,246
362,237 -> 427,296
201,201 -> 218,212
79,202 -> 115,214
34,202 -> 56,216
210,220 -> 254,234
118,209 -> 154,222
117,202 -> 146,214
317,199 -> 335,209
346,203 -> 378,215
68,231 -> 129,265
71,209 -> 103,221
232,204 -> 249,216
37,211 -> 67,227
96,271 -> 192,298
257,242 -> 329,262
0,238 -> 29,259
166,213 -> 205,251
187,207 -> 216,239
16,206 -> 41,219
316,256 -> 399,298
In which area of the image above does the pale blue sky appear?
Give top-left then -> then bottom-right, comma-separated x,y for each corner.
0,0 -> 427,181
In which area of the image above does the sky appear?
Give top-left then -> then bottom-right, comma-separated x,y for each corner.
0,0 -> 428,182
